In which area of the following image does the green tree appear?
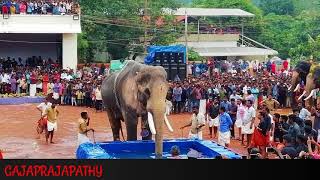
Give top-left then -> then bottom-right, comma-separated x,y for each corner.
78,0 -> 181,61
257,14 -> 302,58
257,0 -> 296,15
193,0 -> 262,16
188,49 -> 205,61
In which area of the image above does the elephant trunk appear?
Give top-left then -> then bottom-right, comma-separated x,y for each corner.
147,82 -> 168,159
153,110 -> 164,159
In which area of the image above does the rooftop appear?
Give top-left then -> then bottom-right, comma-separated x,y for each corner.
193,47 -> 278,57
163,8 -> 255,17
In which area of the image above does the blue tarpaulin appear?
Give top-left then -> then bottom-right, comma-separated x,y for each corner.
76,139 -> 242,159
144,45 -> 187,64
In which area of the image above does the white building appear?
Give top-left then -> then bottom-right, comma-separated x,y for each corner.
168,8 -> 278,62
0,14 -> 81,70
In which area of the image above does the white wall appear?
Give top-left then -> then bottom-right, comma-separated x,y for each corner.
63,33 -> 77,70
0,15 -> 81,33
0,33 -> 61,62
187,41 -> 238,48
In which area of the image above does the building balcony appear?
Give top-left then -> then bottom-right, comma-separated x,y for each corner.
0,15 -> 81,33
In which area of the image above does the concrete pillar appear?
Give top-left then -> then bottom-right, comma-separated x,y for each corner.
62,33 -> 77,71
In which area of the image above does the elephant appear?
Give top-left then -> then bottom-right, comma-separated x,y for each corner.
101,60 -> 173,158
291,60 -> 320,108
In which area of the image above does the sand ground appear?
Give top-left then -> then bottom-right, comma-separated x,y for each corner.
0,104 -> 292,159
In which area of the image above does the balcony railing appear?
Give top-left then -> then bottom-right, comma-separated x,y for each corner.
176,33 -> 240,42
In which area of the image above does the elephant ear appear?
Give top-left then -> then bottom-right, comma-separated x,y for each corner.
295,61 -> 311,76
313,68 -> 320,87
135,72 -> 151,106
136,72 -> 152,86
155,66 -> 168,80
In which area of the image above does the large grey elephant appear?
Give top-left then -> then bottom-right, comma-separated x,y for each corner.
291,60 -> 320,108
101,60 -> 173,158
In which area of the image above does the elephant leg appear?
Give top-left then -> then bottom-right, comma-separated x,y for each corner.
106,109 -> 121,141
124,110 -> 138,141
141,113 -> 152,140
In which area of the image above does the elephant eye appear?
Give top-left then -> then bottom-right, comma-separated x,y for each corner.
144,88 -> 151,98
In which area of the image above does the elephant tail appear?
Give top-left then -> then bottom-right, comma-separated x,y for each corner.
120,126 -> 125,141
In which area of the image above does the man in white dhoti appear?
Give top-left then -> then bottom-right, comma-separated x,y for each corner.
43,103 -> 59,144
180,106 -> 205,140
36,98 -> 52,136
242,100 -> 256,148
78,111 -> 94,145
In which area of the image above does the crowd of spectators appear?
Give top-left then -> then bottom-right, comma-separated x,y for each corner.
1,55 -> 319,159
0,0 -> 80,15
0,56 -> 108,111
166,58 -> 320,159
167,59 -> 293,115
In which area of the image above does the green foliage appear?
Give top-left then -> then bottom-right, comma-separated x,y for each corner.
78,0 -> 181,62
193,0 -> 262,16
188,49 -> 205,61
258,0 -> 296,15
192,0 -> 320,62
78,0 -> 320,64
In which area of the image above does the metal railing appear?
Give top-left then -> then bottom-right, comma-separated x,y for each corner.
238,34 -> 273,50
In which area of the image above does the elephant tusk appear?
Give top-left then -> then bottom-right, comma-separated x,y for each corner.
294,84 -> 300,92
298,91 -> 307,100
304,89 -> 316,101
164,114 -> 174,132
147,112 -> 156,135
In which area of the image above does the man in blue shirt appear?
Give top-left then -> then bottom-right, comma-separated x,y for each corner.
218,107 -> 233,147
172,83 -> 182,113
220,97 -> 231,112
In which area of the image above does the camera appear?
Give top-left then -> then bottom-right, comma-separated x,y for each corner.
266,147 -> 275,153
249,154 -> 259,159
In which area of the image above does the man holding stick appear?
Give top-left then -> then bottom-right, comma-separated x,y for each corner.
78,111 -> 95,145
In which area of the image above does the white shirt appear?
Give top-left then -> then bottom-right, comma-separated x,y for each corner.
237,104 -> 246,121
243,106 -> 256,125
299,108 -> 311,120
1,73 -> 10,83
66,75 -> 73,81
230,94 -> 242,101
61,73 -> 68,80
213,88 -> 219,95
66,3 -> 71,10
190,113 -> 205,134
5,74 -> 10,83
37,102 -> 52,116
76,71 -> 82,79
95,88 -> 102,100
242,86 -> 248,95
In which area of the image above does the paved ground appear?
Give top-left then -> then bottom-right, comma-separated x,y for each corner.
0,104 -> 292,159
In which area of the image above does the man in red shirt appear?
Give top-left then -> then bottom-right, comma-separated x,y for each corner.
271,62 -> 276,74
30,71 -> 38,96
283,59 -> 289,70
2,5 -> 9,18
0,149 -> 3,159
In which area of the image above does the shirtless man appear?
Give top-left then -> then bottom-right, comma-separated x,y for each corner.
180,106 -> 206,140
43,103 -> 59,144
78,111 -> 94,145
36,98 -> 52,137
